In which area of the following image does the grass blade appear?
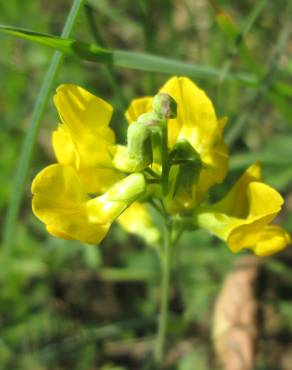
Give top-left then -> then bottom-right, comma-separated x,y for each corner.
2,0 -> 86,253
0,25 -> 112,63
0,25 -> 258,85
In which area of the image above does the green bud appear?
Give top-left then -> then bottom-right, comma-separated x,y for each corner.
105,173 -> 146,203
87,173 -> 146,223
153,93 -> 177,120
113,122 -> 152,173
113,93 -> 177,174
137,112 -> 160,126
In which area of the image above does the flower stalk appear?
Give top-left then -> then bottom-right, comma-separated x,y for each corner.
155,218 -> 173,365
154,93 -> 176,364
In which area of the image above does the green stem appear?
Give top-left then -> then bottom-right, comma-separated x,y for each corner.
155,219 -> 172,365
2,0 -> 85,254
161,123 -> 169,195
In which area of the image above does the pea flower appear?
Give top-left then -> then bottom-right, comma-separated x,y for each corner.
122,76 -> 290,255
32,84 -> 157,245
52,84 -> 121,194
31,77 -> 290,256
194,163 -> 291,256
125,76 -> 228,212
32,164 -> 146,244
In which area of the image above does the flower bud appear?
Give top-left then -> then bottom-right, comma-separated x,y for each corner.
113,121 -> 153,172
86,173 -> 146,224
137,112 -> 161,126
153,93 -> 177,120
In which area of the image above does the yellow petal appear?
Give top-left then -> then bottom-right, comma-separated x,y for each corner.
54,84 -> 113,131
162,77 -> 229,200
125,77 -> 220,155
32,164 -> 109,244
52,123 -> 77,165
215,181 -> 283,252
77,167 -> 124,194
253,225 -> 291,256
195,163 -> 286,255
53,124 -> 120,194
214,162 -> 262,217
46,225 -> 74,240
160,76 -> 218,152
117,202 -> 160,245
226,181 -> 283,252
125,97 -> 152,124
32,163 -> 89,205
53,84 -> 115,168
125,78 -> 228,201
197,141 -> 229,200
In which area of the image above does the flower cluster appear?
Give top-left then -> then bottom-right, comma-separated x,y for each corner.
32,77 -> 290,255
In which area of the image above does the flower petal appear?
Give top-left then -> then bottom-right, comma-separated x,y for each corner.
77,167 -> 123,194
52,123 -> 77,165
117,202 -> 160,245
214,162 -> 262,217
32,163 -> 89,205
226,181 -> 283,252
53,84 -> 115,169
32,164 -> 109,244
125,97 -> 152,124
197,140 -> 229,200
125,78 -> 229,205
160,76 -> 218,152
125,77 -> 220,156
253,225 -> 291,256
195,163 -> 287,254
54,84 -> 113,131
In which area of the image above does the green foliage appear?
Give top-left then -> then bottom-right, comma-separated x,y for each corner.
1,0 -> 292,369
0,24 -> 257,84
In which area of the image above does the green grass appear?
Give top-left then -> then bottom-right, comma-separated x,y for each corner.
0,0 -> 292,369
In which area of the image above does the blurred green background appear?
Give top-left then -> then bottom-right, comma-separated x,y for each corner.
0,0 -> 292,369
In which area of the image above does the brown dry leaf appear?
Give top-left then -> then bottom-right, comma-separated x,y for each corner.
213,256 -> 261,370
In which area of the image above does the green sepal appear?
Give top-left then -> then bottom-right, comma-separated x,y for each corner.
169,139 -> 203,197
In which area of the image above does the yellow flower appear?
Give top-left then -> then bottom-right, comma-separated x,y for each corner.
52,84 -> 122,194
32,84 -> 158,245
117,202 -> 160,245
125,76 -> 228,210
31,78 -> 290,255
194,163 -> 291,256
32,164 -> 146,244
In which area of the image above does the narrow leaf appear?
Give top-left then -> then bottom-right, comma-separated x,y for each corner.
0,24 -> 258,84
0,25 -> 112,63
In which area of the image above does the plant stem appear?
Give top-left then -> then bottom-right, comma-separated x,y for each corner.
161,123 -> 169,195
155,219 -> 172,365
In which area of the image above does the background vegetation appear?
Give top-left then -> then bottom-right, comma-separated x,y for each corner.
0,0 -> 292,369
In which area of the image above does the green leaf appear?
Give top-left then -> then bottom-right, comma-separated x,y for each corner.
0,25 -> 112,63
0,24 -> 258,84
215,10 -> 263,75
